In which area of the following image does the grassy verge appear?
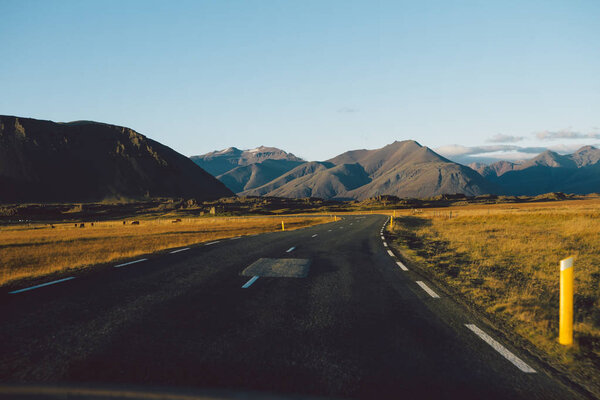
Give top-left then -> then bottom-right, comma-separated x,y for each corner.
387,201 -> 600,396
0,215 -> 330,286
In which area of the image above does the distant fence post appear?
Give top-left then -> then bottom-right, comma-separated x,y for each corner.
559,256 -> 575,345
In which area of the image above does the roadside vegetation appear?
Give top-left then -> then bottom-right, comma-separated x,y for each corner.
0,215 -> 330,286
388,199 -> 600,396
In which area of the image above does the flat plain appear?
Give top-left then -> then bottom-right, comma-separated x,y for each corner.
0,215 -> 330,286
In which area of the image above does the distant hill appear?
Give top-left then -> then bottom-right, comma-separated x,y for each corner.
264,163 -> 371,199
330,141 -> 498,199
190,146 -> 303,176
468,161 -> 518,179
469,146 -> 600,195
242,141 -> 498,199
216,159 -> 304,193
241,162 -> 334,196
0,116 -> 232,203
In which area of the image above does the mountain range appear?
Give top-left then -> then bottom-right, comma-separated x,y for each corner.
468,146 -> 600,196
3,114 -> 599,204
194,141 -> 499,200
194,143 -> 600,199
0,116 -> 232,203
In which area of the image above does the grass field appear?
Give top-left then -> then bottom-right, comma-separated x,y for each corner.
0,215 -> 330,286
388,199 -> 600,395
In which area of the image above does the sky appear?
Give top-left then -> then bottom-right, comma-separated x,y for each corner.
1,0 -> 599,163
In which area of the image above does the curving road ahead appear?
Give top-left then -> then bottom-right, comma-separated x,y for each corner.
0,215 -> 586,399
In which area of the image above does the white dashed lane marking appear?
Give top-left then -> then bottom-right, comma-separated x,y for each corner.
170,247 -> 190,254
242,276 -> 259,289
205,241 -> 220,246
396,261 -> 409,271
9,277 -> 76,294
312,234 -> 318,237
465,324 -> 536,373
114,258 -> 148,268
286,247 -> 296,253
416,281 -> 440,298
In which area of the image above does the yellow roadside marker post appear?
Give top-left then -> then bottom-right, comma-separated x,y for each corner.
282,221 -> 285,231
559,256 -> 574,345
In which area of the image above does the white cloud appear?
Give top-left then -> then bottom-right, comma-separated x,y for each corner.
435,144 -> 545,157
535,129 -> 600,140
486,134 -> 524,143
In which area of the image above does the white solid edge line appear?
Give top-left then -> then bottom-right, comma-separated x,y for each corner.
242,276 -> 259,288
416,281 -> 440,298
114,258 -> 148,268
465,324 -> 536,373
230,236 -> 241,240
312,234 -> 318,237
205,241 -> 220,246
170,247 -> 190,254
286,246 -> 296,253
9,277 -> 76,294
396,261 -> 409,271
387,250 -> 395,257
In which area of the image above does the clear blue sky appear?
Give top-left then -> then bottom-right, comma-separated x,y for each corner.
2,0 -> 599,162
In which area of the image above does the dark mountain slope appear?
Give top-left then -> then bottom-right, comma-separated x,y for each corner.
471,146 -> 600,195
0,116 -> 232,203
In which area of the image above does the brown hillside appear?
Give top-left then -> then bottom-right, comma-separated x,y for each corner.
0,116 -> 232,203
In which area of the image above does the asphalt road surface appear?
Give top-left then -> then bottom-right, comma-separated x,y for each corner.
0,215 -> 587,399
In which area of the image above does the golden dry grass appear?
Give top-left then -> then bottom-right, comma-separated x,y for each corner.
388,199 -> 600,394
0,215 -> 330,286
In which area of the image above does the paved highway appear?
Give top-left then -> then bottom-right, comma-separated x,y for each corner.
0,215 -> 586,399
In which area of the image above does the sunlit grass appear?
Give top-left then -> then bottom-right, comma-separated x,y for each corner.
0,215 -> 330,285
389,199 -> 600,394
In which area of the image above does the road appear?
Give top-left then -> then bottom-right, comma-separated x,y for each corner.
0,215 -> 586,399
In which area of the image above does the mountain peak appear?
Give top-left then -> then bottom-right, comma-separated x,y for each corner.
574,145 -> 598,153
389,139 -> 423,148
191,145 -> 303,176
571,145 -> 600,167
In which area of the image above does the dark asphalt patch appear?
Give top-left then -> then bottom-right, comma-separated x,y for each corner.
241,258 -> 311,278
